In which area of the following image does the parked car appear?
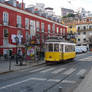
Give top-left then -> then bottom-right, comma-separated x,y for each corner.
75,47 -> 82,54
75,46 -> 87,54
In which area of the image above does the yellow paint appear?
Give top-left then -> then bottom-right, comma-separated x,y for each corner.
63,52 -> 76,60
45,52 -> 76,62
45,52 -> 62,62
68,24 -> 77,33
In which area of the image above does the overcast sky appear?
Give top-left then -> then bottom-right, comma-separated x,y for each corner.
18,0 -> 92,15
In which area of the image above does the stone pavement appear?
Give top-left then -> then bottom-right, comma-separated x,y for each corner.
0,59 -> 45,74
74,67 -> 92,92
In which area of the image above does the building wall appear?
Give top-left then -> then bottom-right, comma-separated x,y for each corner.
0,2 -> 67,55
76,24 -> 92,49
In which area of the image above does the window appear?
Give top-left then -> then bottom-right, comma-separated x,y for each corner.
60,44 -> 63,52
65,45 -> 75,52
25,18 -> 29,30
48,44 -> 53,52
52,24 -> 55,33
4,29 -> 8,37
63,28 -> 65,35
78,27 -> 80,30
78,32 -> 80,35
41,22 -> 44,32
83,26 -> 86,30
30,20 -> 36,37
36,21 -> 40,32
3,12 -> 8,25
89,25 -> 92,29
78,39 -> 80,41
60,28 -> 62,35
26,31 -> 29,41
3,29 -> 8,45
17,15 -> 21,28
83,32 -> 86,34
57,27 -> 59,33
54,44 -> 59,52
48,24 -> 51,33
83,38 -> 86,41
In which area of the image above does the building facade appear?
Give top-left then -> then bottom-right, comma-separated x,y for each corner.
76,22 -> 92,49
61,8 -> 74,17
0,1 -> 67,56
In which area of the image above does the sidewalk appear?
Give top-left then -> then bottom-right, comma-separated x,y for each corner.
74,67 -> 92,92
0,59 -> 45,74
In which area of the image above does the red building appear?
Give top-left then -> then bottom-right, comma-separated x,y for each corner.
0,0 -> 67,56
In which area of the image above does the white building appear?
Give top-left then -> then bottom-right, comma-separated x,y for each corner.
76,23 -> 92,49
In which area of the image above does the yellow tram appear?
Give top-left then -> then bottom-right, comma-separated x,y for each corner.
45,37 -> 76,63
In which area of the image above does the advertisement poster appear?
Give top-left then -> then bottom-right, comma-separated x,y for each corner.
27,46 -> 35,60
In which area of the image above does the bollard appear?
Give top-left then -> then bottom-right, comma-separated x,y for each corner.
59,86 -> 62,92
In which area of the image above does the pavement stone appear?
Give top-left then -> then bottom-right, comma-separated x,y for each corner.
74,67 -> 92,92
0,59 -> 45,74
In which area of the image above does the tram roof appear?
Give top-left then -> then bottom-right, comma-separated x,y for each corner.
45,38 -> 75,45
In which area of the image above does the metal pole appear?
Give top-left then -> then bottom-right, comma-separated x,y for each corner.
9,56 -> 11,71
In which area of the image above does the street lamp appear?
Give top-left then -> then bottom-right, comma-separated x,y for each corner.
15,36 -> 19,64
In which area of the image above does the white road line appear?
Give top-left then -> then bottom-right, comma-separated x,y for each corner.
40,68 -> 55,73
63,68 -> 75,75
29,67 -> 46,73
30,78 -> 46,81
0,78 -> 33,90
48,79 -> 60,82
79,56 -> 92,61
62,80 -> 76,83
77,69 -> 86,76
52,68 -> 66,74
0,77 -> 61,90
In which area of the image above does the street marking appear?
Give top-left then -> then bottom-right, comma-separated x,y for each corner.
0,77 -> 60,90
52,68 -> 66,74
79,56 -> 92,61
63,68 -> 75,75
29,67 -> 46,73
40,68 -> 55,73
77,69 -> 86,75
30,78 -> 46,81
48,79 -> 60,82
62,80 -> 76,83
0,78 -> 34,90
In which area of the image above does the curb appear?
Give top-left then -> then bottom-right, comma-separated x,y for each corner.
0,70 -> 14,75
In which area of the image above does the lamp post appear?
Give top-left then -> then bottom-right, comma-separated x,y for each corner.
15,36 -> 19,65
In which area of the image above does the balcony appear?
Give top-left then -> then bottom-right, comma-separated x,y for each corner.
16,24 -> 21,28
3,22 -> 8,26
77,28 -> 92,32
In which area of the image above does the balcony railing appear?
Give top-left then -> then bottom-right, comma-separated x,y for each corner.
3,22 -> 8,26
77,28 -> 92,32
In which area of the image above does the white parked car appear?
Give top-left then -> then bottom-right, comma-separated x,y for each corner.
75,47 -> 82,54
75,46 -> 87,54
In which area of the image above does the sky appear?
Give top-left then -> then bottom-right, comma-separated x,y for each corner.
18,0 -> 92,16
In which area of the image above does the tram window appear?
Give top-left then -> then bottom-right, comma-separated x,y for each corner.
45,44 -> 48,51
48,44 -> 53,51
60,44 -> 63,52
54,44 -> 59,52
65,45 -> 75,52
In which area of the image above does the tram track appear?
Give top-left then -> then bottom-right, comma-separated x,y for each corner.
0,54 -> 90,92
42,60 -> 82,92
